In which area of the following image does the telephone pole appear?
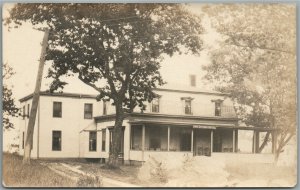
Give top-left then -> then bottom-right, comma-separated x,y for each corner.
23,28 -> 49,164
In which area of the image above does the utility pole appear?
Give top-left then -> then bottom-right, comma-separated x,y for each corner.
23,28 -> 49,164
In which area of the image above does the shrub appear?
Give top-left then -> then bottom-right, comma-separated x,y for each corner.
76,174 -> 102,187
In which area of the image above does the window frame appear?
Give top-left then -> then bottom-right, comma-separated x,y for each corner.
215,102 -> 222,116
151,98 -> 160,113
84,103 -> 93,119
184,99 -> 192,115
101,129 -> 106,151
190,75 -> 196,87
52,130 -> 62,151
89,131 -> 97,151
53,102 -> 62,118
103,101 -> 107,115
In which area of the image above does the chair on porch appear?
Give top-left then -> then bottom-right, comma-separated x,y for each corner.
204,147 -> 211,156
197,147 -> 203,156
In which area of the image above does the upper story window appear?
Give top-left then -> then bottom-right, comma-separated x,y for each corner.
103,101 -> 107,115
27,104 -> 30,118
215,102 -> 222,116
151,98 -> 160,113
190,75 -> 196,87
181,97 -> 193,115
52,131 -> 61,151
185,100 -> 192,114
84,103 -> 93,119
89,131 -> 97,151
212,99 -> 223,116
53,102 -> 62,118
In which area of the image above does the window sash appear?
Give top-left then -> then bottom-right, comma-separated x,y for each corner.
53,102 -> 62,118
185,100 -> 192,114
84,104 -> 93,119
102,130 -> 106,151
215,102 -> 221,116
52,131 -> 61,151
89,131 -> 97,151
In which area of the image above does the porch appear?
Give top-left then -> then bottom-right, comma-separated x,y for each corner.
128,124 -> 241,161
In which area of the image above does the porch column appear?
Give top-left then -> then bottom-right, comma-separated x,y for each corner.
191,129 -> 194,153
232,129 -> 235,153
252,131 -> 256,153
272,130 -> 277,154
142,124 -> 145,162
167,126 -> 170,151
210,130 -> 213,154
255,131 -> 260,153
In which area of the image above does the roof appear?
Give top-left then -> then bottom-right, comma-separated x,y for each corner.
19,91 -> 98,102
19,86 -> 228,103
155,84 -> 228,96
95,112 -> 239,127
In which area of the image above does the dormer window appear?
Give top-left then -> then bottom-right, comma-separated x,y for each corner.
212,99 -> 223,116
151,98 -> 160,113
181,97 -> 193,115
190,75 -> 196,87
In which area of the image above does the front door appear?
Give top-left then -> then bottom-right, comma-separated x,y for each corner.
193,129 -> 211,156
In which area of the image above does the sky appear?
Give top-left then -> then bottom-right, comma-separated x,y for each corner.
2,3 -> 221,150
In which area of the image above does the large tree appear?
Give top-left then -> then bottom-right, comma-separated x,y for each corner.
202,4 -> 296,161
3,63 -> 19,129
7,3 -> 203,166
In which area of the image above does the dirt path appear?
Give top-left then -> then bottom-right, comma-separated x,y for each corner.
41,162 -> 140,187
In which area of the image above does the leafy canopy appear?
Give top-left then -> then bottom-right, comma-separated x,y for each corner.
202,4 -> 296,141
7,3 -> 203,112
3,63 -> 19,129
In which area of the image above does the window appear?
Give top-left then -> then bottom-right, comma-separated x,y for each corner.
89,131 -> 97,151
22,132 -> 24,149
103,101 -> 107,115
151,98 -> 160,113
145,125 -> 168,151
27,104 -> 30,118
84,103 -> 93,119
184,100 -> 192,114
190,75 -> 196,87
130,125 -> 142,150
102,130 -> 106,151
22,106 -> 25,119
52,131 -> 61,151
215,102 -> 221,116
170,127 -> 192,151
53,102 -> 62,118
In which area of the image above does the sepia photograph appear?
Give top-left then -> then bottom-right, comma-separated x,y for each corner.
2,3 -> 297,188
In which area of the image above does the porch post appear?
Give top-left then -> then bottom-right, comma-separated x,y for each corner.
210,130 -> 213,154
232,129 -> 235,153
167,126 -> 170,151
252,131 -> 256,153
142,124 -> 145,162
191,128 -> 194,153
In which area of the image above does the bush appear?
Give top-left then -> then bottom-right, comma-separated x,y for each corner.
76,174 -> 102,187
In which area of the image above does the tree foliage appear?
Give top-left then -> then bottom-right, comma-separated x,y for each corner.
6,3 -> 204,165
3,63 -> 19,129
202,4 -> 296,157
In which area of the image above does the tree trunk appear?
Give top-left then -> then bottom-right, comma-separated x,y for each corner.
107,101 -> 125,168
258,132 -> 270,153
23,29 -> 49,164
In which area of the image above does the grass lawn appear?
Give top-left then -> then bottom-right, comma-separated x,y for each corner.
2,153 -> 76,187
